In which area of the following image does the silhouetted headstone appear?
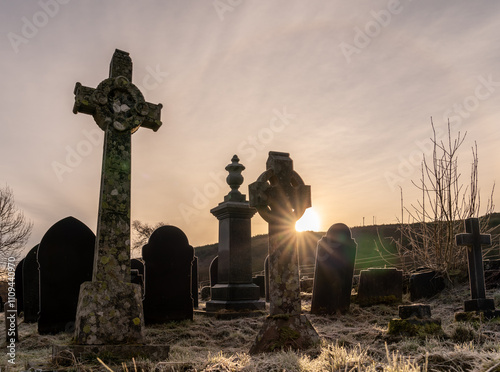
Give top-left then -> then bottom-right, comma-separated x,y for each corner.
209,256 -> 218,288
14,259 -> 24,316
22,245 -> 40,323
0,297 -> 3,313
264,255 -> 270,302
248,151 -> 319,354
192,256 -> 199,309
252,275 -> 265,298
409,269 -> 445,302
143,225 -> 194,324
311,223 -> 357,314
38,217 -> 95,334
357,268 -> 403,306
206,155 -> 264,312
131,258 -> 145,298
456,218 -> 495,312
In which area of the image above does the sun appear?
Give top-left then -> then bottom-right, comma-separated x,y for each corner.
295,208 -> 321,232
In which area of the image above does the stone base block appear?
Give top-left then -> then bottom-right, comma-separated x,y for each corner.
464,298 -> 495,312
210,283 -> 261,302
249,314 -> 320,355
52,344 -> 170,365
388,318 -> 443,337
195,308 -> 266,320
205,299 -> 266,312
74,281 -> 144,345
399,304 -> 432,320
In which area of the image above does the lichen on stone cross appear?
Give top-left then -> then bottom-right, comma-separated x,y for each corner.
73,49 -> 162,283
248,152 -> 319,355
72,50 -> 162,345
248,151 -> 311,316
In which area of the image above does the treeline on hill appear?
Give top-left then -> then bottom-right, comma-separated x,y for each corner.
195,213 -> 500,285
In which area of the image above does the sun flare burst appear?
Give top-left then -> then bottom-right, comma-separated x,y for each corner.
295,208 -> 321,232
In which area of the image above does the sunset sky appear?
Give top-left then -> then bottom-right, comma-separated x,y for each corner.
1,1 -> 500,255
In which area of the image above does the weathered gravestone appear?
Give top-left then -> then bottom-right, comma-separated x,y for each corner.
22,245 -> 40,323
356,268 -> 403,306
130,258 -> 145,298
53,49 -> 169,363
38,217 -> 95,334
264,255 -> 270,302
209,255 -> 218,288
14,259 -> 24,316
311,223 -> 357,314
143,225 -> 194,323
206,155 -> 264,312
388,304 -> 442,337
409,269 -> 445,302
248,151 -> 319,354
192,256 -> 199,309
252,275 -> 266,298
455,218 -> 499,316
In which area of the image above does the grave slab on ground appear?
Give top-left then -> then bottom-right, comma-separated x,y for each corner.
356,267 -> 403,307
388,304 -> 443,337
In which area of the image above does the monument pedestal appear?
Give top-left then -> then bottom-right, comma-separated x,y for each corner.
249,315 -> 320,355
206,284 -> 265,312
74,281 -> 144,345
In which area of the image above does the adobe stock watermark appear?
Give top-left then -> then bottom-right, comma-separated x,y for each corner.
178,106 -> 296,222
384,74 -> 500,192
213,0 -> 243,21
6,257 -> 17,365
52,65 -> 169,183
339,0 -> 412,64
7,0 -> 72,54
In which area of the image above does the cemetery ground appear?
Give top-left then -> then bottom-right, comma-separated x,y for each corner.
2,281 -> 500,371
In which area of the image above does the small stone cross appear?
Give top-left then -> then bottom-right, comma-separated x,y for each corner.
73,49 -> 162,283
456,218 -> 494,312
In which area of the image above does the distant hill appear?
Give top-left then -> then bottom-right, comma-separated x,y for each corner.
194,212 -> 500,286
195,223 -> 401,285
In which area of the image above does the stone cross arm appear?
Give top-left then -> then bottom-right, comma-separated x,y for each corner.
73,49 -> 162,133
455,218 -> 491,248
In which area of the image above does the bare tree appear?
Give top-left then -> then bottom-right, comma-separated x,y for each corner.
393,120 -> 495,278
0,186 -> 33,273
131,220 -> 165,257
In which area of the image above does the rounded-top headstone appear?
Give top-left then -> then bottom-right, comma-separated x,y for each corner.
37,216 -> 95,335
326,223 -> 352,244
22,245 -> 40,323
142,225 -> 194,324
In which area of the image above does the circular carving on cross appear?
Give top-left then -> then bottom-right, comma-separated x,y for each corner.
253,168 -> 309,225
92,76 -> 147,133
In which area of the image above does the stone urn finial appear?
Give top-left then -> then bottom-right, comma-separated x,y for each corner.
224,155 -> 246,202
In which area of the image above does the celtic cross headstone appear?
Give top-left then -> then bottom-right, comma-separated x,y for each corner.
248,151 -> 319,354
72,49 -> 162,345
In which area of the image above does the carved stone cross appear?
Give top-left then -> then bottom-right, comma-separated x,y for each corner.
456,218 -> 494,312
248,151 -> 319,354
72,49 -> 162,345
73,49 -> 162,283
